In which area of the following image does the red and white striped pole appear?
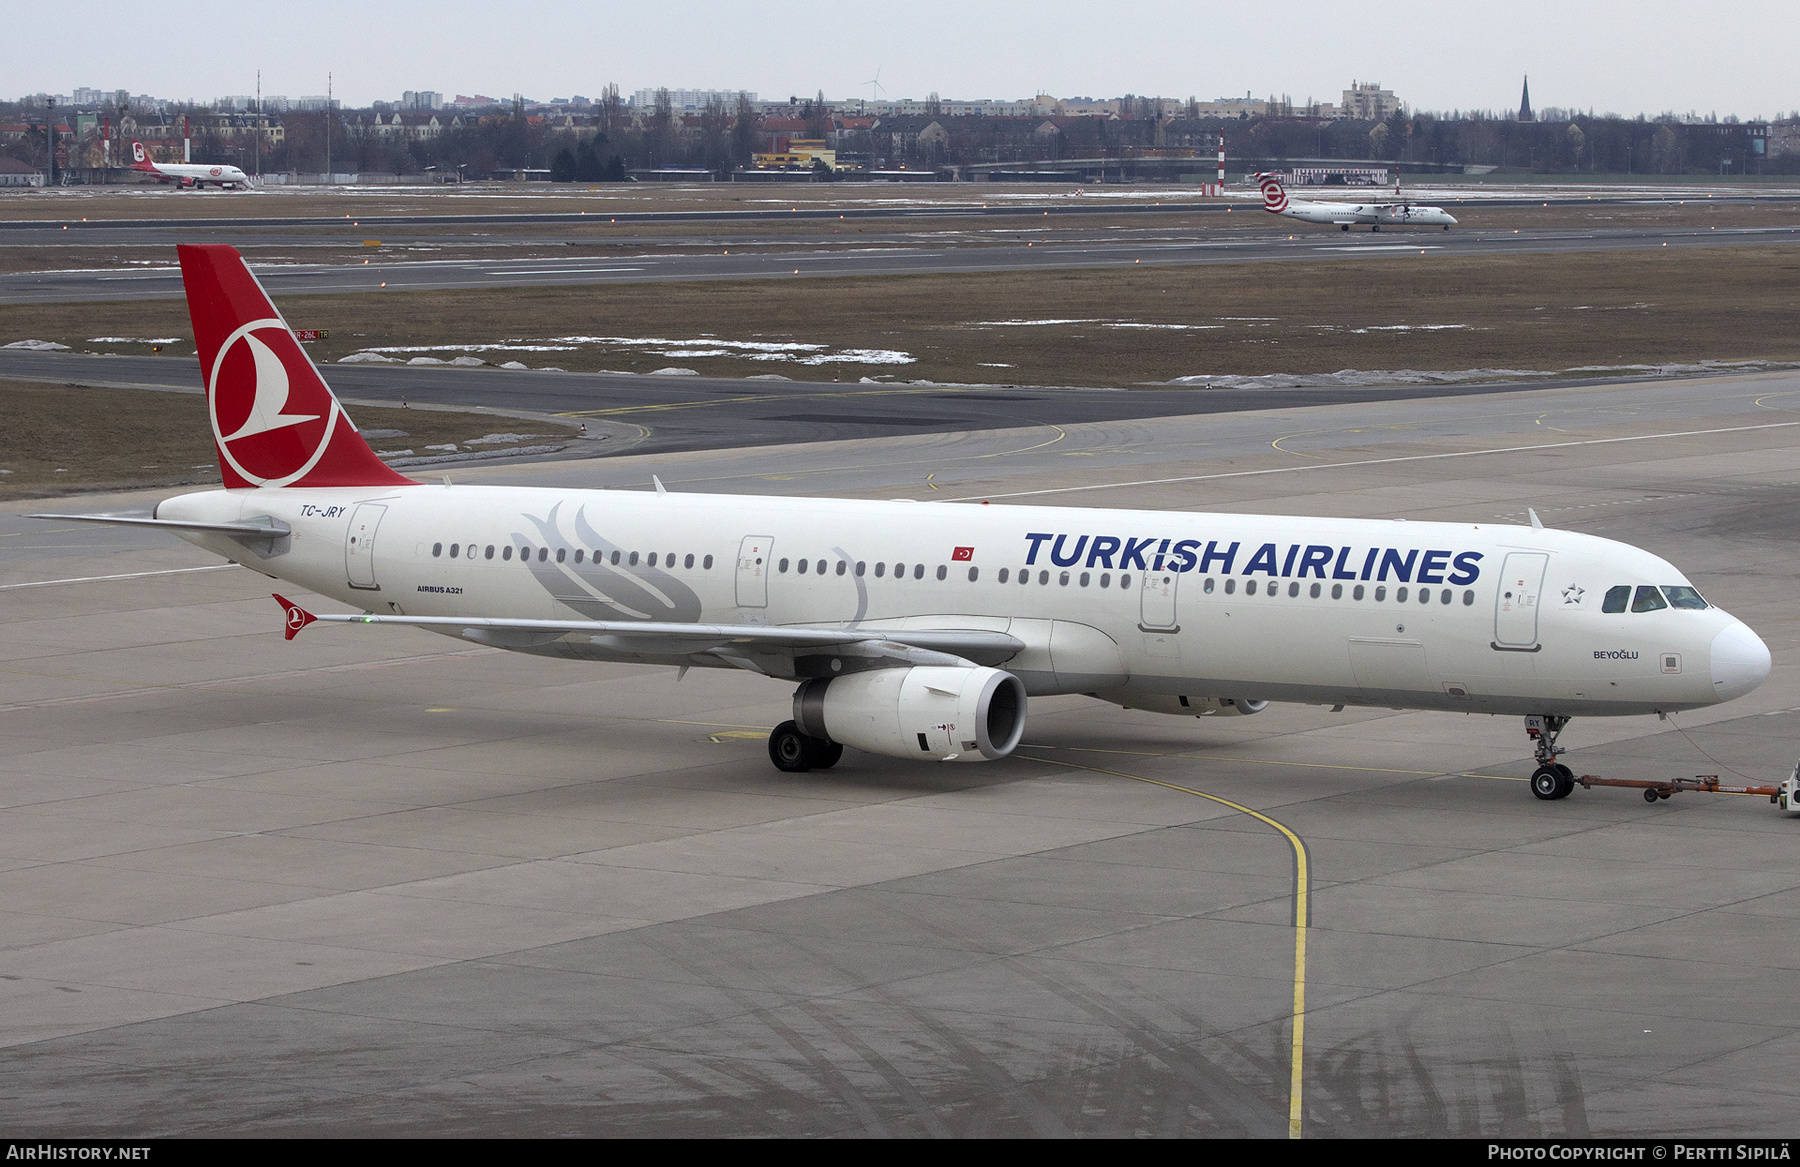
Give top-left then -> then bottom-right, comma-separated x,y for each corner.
1217,131 -> 1225,183
183,114 -> 191,162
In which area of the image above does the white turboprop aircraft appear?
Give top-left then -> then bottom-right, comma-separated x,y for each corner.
1257,173 -> 1456,231
35,245 -> 1770,798
128,139 -> 251,190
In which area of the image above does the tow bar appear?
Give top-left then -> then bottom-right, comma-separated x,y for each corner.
1576,771 -> 1800,808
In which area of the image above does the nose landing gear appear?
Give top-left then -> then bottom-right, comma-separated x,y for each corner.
1526,714 -> 1576,799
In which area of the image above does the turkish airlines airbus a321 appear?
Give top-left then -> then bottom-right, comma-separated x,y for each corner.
35,245 -> 1770,796
129,139 -> 251,190
1258,173 -> 1457,231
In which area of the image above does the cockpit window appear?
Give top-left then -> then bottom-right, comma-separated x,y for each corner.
1631,585 -> 1669,613
1662,586 -> 1709,610
1602,585 -> 1631,614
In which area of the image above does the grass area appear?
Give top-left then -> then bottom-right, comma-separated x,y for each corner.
0,380 -> 570,497
8,246 -> 1799,388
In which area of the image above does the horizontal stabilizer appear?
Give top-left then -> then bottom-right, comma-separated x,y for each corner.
32,513 -> 291,537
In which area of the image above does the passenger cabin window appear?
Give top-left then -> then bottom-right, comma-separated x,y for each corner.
999,568 -> 1010,583
704,555 -> 714,569
503,546 -> 514,561
432,542 -> 443,557
1632,585 -> 1669,613
968,567 -> 979,582
936,565 -> 947,581
485,545 -> 495,560
686,554 -> 696,569
778,558 -> 789,573
1663,586 -> 1709,609
449,544 -> 460,559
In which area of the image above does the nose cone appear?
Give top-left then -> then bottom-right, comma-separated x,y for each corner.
1710,621 -> 1772,702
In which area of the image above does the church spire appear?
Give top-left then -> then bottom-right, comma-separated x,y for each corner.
1518,76 -> 1534,122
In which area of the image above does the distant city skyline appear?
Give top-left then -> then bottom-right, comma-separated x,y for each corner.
7,0 -> 1796,120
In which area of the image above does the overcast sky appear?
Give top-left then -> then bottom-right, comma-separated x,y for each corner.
9,2 -> 1795,119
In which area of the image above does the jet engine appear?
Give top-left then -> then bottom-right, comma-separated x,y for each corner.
794,666 -> 1027,762
1096,692 -> 1268,717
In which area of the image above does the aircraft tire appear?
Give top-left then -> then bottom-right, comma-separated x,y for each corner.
1531,765 -> 1574,800
768,720 -> 814,772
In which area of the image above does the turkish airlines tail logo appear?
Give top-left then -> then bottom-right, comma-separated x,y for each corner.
177,245 -> 415,489
1257,174 -> 1289,213
129,140 -> 156,171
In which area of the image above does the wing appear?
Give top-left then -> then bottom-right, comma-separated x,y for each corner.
272,595 -> 1024,677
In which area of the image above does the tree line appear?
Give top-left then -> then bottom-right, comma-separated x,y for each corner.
3,95 -> 1790,178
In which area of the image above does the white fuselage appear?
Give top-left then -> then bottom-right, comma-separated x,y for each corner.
1279,201 -> 1457,228
146,161 -> 251,189
156,483 -> 1763,718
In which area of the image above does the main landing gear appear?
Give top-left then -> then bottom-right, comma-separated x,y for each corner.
768,720 -> 843,773
1526,714 -> 1576,800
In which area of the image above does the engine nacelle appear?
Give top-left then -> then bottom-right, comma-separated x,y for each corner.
1096,692 -> 1268,718
794,666 -> 1027,762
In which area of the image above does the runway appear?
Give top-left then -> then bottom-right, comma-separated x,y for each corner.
6,223 -> 1798,305
3,372 -> 1799,1135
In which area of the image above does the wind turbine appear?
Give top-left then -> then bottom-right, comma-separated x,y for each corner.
864,67 -> 887,106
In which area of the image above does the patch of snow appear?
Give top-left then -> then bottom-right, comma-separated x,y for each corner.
375,450 -> 415,457
498,361 -> 529,370
1349,324 -> 1474,333
86,337 -> 182,344
4,340 -> 70,351
1168,368 -> 1553,389
338,352 -> 398,363
975,318 -> 1106,326
1104,323 -> 1222,330
648,367 -> 701,376
745,374 -> 792,380
407,356 -> 447,365
424,443 -> 458,452
449,356 -> 487,367
798,349 -> 915,366
550,335 -> 828,353
464,433 -> 548,446
363,343 -> 579,353
361,429 -> 409,439
978,363 -> 1015,368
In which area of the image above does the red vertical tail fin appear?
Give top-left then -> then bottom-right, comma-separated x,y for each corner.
178,244 -> 414,489
1255,173 -> 1289,214
128,140 -> 159,172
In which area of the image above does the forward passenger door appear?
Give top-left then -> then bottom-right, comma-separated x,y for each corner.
736,536 -> 772,609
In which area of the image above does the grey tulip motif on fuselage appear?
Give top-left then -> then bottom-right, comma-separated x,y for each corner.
514,503 -> 703,622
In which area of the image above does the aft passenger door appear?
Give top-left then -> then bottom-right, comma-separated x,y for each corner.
736,536 -> 772,608
345,503 -> 387,591
1494,552 -> 1550,649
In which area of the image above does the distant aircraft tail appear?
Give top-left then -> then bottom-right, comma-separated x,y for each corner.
1256,173 -> 1289,214
176,244 -> 415,490
127,139 -> 159,172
